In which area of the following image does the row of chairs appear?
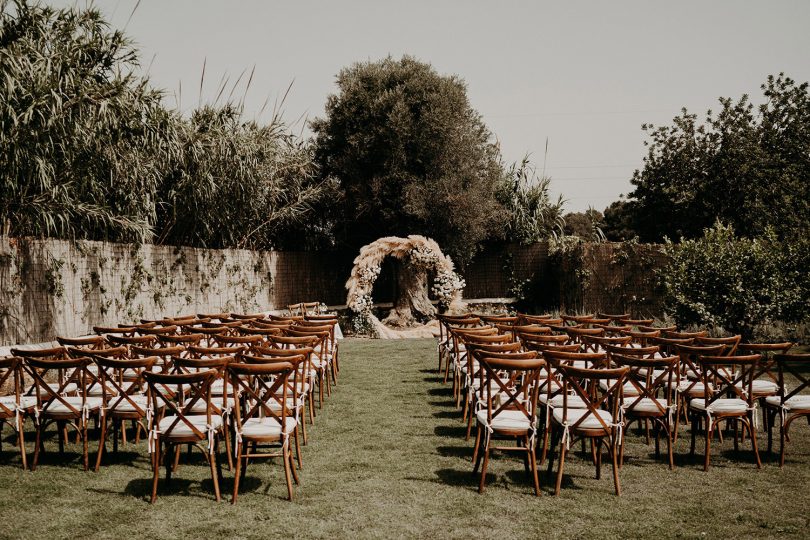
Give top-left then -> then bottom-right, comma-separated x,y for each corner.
436,312 -> 810,496
0,309 -> 342,503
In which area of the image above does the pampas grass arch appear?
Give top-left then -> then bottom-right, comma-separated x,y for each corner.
345,235 -> 465,331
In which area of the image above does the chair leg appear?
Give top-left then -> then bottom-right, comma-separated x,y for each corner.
748,417 -> 762,469
529,444 -> 541,497
611,439 -> 621,496
554,440 -> 567,496
283,443 -> 294,501
151,441 -> 161,504
232,446 -> 242,504
209,445 -> 221,502
779,419 -> 787,467
17,415 -> 28,470
704,422 -> 713,472
294,427 -> 303,469
32,421 -> 43,471
471,425 -> 482,467
289,448 -> 300,485
595,438 -> 602,480
478,444 -> 490,494
82,421 -> 89,471
95,418 -> 108,472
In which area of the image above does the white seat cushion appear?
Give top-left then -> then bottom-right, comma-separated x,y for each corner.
86,383 -> 118,397
552,408 -> 614,430
158,414 -> 223,437
42,396 -> 103,414
626,397 -> 669,414
598,380 -> 640,396
0,395 -> 37,409
539,393 -> 588,408
735,379 -> 778,395
764,394 -> 810,411
677,381 -> 711,395
109,394 -> 149,412
689,398 -> 748,414
210,379 -> 227,396
476,409 -> 532,432
240,417 -> 297,438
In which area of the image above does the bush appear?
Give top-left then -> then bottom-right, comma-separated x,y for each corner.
661,222 -> 809,340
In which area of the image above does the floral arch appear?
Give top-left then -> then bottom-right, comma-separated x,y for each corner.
345,235 -> 465,330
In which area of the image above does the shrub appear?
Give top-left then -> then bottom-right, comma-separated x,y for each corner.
661,222 -> 809,340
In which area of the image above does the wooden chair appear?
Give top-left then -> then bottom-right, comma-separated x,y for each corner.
253,347 -> 316,436
229,361 -> 299,502
23,355 -> 102,471
612,353 -> 679,469
57,335 -> 107,351
437,315 -> 480,375
546,363 -> 629,495
92,355 -> 157,470
688,354 -> 762,471
463,341 -> 522,437
471,351 -> 544,496
264,335 -> 324,409
764,353 -> 810,466
673,343 -> 726,439
0,357 -> 29,468
695,335 -> 741,356
144,368 -> 224,502
478,314 -> 519,326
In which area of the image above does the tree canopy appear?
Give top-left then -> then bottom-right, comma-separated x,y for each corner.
311,56 -> 508,265
605,74 -> 810,242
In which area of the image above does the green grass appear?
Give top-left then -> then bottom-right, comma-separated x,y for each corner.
1,338 -> 809,539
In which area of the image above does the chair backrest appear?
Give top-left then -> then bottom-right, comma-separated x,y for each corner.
478,314 -> 518,326
695,335 -> 742,356
24,356 -> 97,416
675,343 -> 726,383
772,354 -> 810,405
214,333 -> 263,351
143,369 -> 217,441
664,329 -> 707,339
230,312 -> 267,321
139,325 -> 179,336
619,318 -> 654,327
580,334 -> 632,353
57,335 -> 107,350
564,326 -> 605,346
612,353 -> 678,416
197,312 -> 231,321
638,324 -> 677,333
477,352 -> 544,429
249,348 -> 312,393
91,355 -> 157,414
604,343 -> 660,363
556,364 -> 629,432
649,335 -> 694,356
543,350 -> 608,370
107,334 -> 157,349
187,345 -> 244,358
130,345 -> 185,373
594,324 -> 633,336
738,342 -> 794,383
697,354 -> 760,408
228,362 -> 294,435
94,326 -> 136,337
597,313 -> 631,322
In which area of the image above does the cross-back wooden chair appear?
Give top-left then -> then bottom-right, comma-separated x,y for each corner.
253,346 -> 315,433
665,329 -> 708,340
228,361 -> 299,502
621,329 -> 661,347
471,351 -> 544,496
197,312 -> 231,322
446,325 -> 496,395
695,335 -> 741,356
139,325 -> 179,337
516,313 -> 552,325
638,324 -> 677,334
143,369 -> 223,503
230,312 -> 266,321
594,324 -> 632,336
673,343 -> 726,438
463,341 -> 522,437
688,354 -> 762,471
612,353 -> 679,469
456,333 -> 514,408
107,334 -> 157,350
130,344 -> 185,373
546,363 -> 629,495
649,335 -> 694,356
91,355 -> 158,470
214,333 -> 263,354
763,353 -> 810,466
618,318 -> 654,328
508,324 -> 552,342
57,335 -> 107,351
72,346 -> 128,396
22,355 -> 102,471
288,325 -> 337,388
0,356 -> 29,469
564,326 -> 605,348
266,335 -> 326,408
437,315 -> 480,375
598,313 -> 631,323
295,319 -> 340,379
737,342 -> 793,406
239,352 -> 307,455
577,317 -> 612,328
580,335 -> 632,353
478,314 -> 518,326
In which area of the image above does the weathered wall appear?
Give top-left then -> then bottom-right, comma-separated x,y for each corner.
0,237 -> 347,346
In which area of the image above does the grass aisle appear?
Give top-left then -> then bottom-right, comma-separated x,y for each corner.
1,338 -> 809,538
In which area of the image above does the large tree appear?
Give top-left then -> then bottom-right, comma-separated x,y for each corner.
605,74 -> 810,242
311,56 -> 507,266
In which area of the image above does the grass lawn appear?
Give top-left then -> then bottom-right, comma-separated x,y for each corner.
1,338 -> 809,539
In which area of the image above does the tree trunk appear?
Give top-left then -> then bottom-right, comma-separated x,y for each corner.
382,260 -> 436,328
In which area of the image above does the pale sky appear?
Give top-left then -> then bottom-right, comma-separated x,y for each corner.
53,0 -> 810,211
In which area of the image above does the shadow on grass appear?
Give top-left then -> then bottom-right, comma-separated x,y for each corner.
435,425 -> 467,438
427,388 -> 453,397
427,400 -> 456,408
436,445 -> 472,458
422,376 -> 444,383
432,410 -> 461,419
434,468 -> 494,490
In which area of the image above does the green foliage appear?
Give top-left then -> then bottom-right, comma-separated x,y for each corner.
311,56 -> 507,266
496,156 -> 565,244
611,74 -> 810,242
661,222 -> 810,340
0,0 -> 329,250
562,207 -> 605,242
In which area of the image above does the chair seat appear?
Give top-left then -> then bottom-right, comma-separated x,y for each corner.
689,398 -> 748,414
240,417 -> 297,438
158,414 -> 223,438
764,394 -> 810,411
42,396 -> 103,415
626,397 -> 669,415
109,394 -> 149,413
677,381 -> 711,395
598,380 -> 640,396
539,394 -> 587,408
0,395 -> 37,409
552,408 -> 614,431
210,379 -> 227,396
86,383 -> 118,397
735,379 -> 778,395
476,409 -> 532,433
28,383 -> 78,396
182,398 -> 221,414
635,368 -> 667,379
